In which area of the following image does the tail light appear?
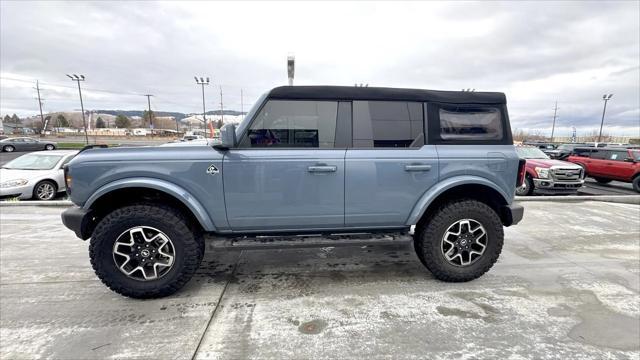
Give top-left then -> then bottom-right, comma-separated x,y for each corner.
516,159 -> 526,187
63,165 -> 72,194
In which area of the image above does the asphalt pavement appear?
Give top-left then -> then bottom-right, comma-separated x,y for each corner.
0,201 -> 638,359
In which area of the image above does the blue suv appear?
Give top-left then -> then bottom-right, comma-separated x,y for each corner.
62,86 -> 524,298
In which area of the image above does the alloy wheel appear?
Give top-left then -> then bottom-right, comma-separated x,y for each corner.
36,182 -> 56,200
441,219 -> 487,267
112,226 -> 175,281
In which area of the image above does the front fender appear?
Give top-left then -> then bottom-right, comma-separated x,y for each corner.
405,175 -> 511,226
84,177 -> 216,231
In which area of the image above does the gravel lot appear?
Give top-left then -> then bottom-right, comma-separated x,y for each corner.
0,201 -> 639,359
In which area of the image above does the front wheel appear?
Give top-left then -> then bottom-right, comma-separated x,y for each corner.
414,199 -> 504,282
515,176 -> 534,196
33,180 -> 57,200
633,176 -> 640,193
89,204 -> 203,298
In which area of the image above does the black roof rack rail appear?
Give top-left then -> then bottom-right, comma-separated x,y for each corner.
78,144 -> 109,153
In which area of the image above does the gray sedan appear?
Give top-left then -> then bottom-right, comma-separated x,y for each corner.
0,137 -> 57,152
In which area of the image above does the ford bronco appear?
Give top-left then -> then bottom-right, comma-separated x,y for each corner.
61,86 -> 524,298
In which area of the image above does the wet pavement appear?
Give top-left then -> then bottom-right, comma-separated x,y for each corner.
1,201 -> 638,359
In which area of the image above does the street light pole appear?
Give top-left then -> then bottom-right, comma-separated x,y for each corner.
67,74 -> 89,144
195,76 -> 210,137
598,94 -> 613,143
550,101 -> 558,143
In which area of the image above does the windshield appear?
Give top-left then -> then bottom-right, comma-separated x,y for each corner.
516,147 -> 549,159
557,145 -> 574,150
2,154 -> 63,170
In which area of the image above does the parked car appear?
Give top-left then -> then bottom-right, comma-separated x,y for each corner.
61,85 -> 524,299
567,147 -> 640,192
515,146 -> 584,196
0,137 -> 57,152
0,150 -> 78,200
523,142 -> 557,155
545,143 -> 582,159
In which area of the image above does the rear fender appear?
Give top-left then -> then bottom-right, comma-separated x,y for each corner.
405,175 -> 510,226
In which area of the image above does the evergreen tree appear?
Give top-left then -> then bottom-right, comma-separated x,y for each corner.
115,114 -> 131,128
96,117 -> 106,128
56,114 -> 70,127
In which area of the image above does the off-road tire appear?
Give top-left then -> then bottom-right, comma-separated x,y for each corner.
414,199 -> 504,282
594,177 -> 612,184
3,145 -> 14,152
89,204 -> 203,299
633,176 -> 640,193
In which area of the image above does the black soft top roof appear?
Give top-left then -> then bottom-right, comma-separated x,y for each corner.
268,86 -> 506,104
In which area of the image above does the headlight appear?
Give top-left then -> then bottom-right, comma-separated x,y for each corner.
0,179 -> 28,188
535,167 -> 549,179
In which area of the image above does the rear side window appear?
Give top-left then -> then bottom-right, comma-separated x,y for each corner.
352,101 -> 424,148
439,106 -> 503,141
241,100 -> 338,148
608,150 -> 629,161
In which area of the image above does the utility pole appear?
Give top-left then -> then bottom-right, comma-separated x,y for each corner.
240,89 -> 244,118
194,77 -> 210,137
219,85 -> 224,127
34,80 -> 46,135
66,74 -> 89,144
598,94 -> 613,143
144,94 -> 154,130
550,101 -> 558,143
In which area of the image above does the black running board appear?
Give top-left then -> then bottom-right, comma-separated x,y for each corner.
204,232 -> 413,250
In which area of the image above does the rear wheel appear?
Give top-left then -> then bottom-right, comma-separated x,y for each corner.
633,176 -> 640,193
45,144 -> 55,150
89,204 -> 203,298
33,180 -> 57,200
414,199 -> 504,282
594,177 -> 612,184
3,145 -> 14,152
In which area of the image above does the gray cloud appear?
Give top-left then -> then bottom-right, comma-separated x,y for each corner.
1,0 -> 638,136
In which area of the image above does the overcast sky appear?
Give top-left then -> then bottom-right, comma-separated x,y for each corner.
1,1 -> 639,136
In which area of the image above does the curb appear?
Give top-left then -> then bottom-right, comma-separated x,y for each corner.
515,195 -> 640,205
0,200 -> 72,206
2,196 -> 639,207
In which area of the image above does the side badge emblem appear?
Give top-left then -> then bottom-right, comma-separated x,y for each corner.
206,164 -> 219,175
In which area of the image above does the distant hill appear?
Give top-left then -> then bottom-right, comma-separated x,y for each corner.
95,109 -> 245,120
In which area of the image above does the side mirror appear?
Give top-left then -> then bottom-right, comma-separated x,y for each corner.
624,157 -> 635,163
214,124 -> 237,150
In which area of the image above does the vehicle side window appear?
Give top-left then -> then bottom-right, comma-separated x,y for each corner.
240,100 -> 338,148
608,150 -> 629,161
352,101 -> 424,148
438,105 -> 503,141
590,149 -> 607,160
573,148 -> 591,157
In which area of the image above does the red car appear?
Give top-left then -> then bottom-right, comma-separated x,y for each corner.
515,146 -> 584,196
566,147 -> 640,192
